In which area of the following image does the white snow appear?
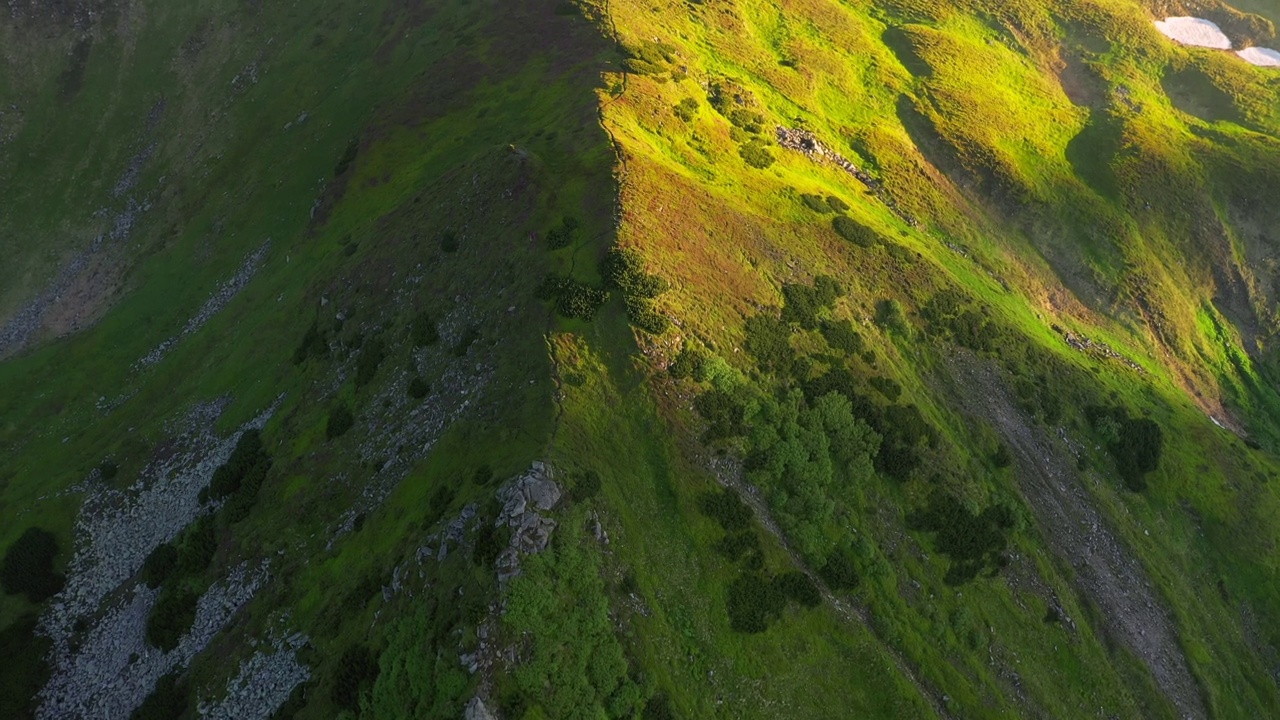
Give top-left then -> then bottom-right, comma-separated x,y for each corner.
1237,46 -> 1280,67
1154,17 -> 1233,49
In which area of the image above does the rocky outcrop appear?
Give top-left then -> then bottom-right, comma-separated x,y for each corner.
197,633 -> 311,720
494,461 -> 561,584
465,696 -> 498,720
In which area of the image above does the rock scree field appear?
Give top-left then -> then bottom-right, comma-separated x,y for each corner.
3,0 -> 1280,718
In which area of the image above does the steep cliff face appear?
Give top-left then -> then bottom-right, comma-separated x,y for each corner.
2,1 -> 1280,718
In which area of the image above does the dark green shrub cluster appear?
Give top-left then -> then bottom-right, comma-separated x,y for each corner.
98,460 -> 119,481
536,274 -> 611,321
832,215 -> 879,247
693,389 -> 747,441
744,314 -> 798,375
729,108 -> 765,133
1086,405 -> 1163,491
826,195 -> 850,213
330,644 -> 381,712
698,490 -> 752,531
411,312 -> 440,346
739,138 -> 775,169
208,429 -> 270,502
776,570 -> 822,607
327,404 -> 355,440
355,337 -> 387,387
801,193 -> 833,213
440,231 -> 460,253
333,137 -> 358,177
713,530 -> 763,566
908,492 -> 1017,585
176,517 -> 217,576
780,275 -> 842,329
673,97 -> 699,122
142,543 -> 178,589
668,344 -> 708,379
642,693 -> 676,720
452,324 -> 481,356
131,672 -> 191,720
803,367 -> 934,480
818,545 -> 860,590
569,469 -> 602,502
726,572 -> 785,633
622,40 -> 677,75
407,376 -> 430,400
602,248 -> 671,334
472,522 -> 507,568
873,298 -> 910,335
545,216 -> 580,250
921,289 -> 1002,353
292,321 -> 329,364
146,585 -> 199,651
0,614 -> 51,720
819,318 -> 864,354
869,376 -> 902,401
1,527 -> 64,602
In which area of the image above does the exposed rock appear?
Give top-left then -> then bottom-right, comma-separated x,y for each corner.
493,463 -> 562,584
197,632 -> 311,720
465,696 -> 498,720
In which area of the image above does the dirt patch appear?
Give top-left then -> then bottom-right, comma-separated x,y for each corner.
943,353 -> 1207,719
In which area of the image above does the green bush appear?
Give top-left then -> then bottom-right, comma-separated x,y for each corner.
0,614 -> 50,720
1086,406 -> 1163,491
832,215 -> 878,247
411,312 -> 439,346
744,314 -> 795,374
407,376 -> 430,399
908,492 -> 1016,585
601,248 -> 669,298
776,570 -> 822,608
642,693 -> 676,720
355,337 -> 387,387
694,390 -> 748,441
668,345 -> 707,380
292,322 -> 328,364
826,195 -> 850,213
545,216 -> 579,250
874,299 -> 910,335
1,527 -> 64,602
869,376 -> 902,401
146,585 -> 199,651
780,276 -> 842,329
142,543 -> 178,589
440,231 -> 459,253
697,489 -> 753,531
625,297 -> 671,334
712,530 -> 762,565
98,460 -> 119,481
818,546 -> 860,590
819,318 -> 864,354
131,672 -> 191,720
570,469 -> 602,502
673,97 -> 699,122
330,644 -> 380,712
327,404 -> 354,439
739,139 -> 775,169
726,572 -> 785,633
177,517 -> 217,576
801,193 -> 833,213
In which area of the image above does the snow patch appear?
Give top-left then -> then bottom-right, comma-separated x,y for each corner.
1154,17 -> 1232,49
1238,46 -> 1280,67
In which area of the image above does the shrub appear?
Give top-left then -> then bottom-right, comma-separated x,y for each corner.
556,283 -> 610,321
826,195 -> 850,213
780,276 -> 842,329
728,108 -> 765,133
673,97 -> 699,122
1086,406 -> 1163,491
411,313 -> 439,346
668,345 -> 707,380
694,390 -> 747,441
1,527 -> 64,602
327,405 -> 354,440
801,193 -> 833,213
130,672 -> 191,720
818,547 -> 860,590
142,543 -> 178,589
570,470 -> 602,502
744,314 -> 794,373
146,585 -> 199,651
819,319 -> 864,354
601,248 -> 669,298
177,517 -> 217,576
0,614 -> 51,720
832,215 -> 877,247
292,322 -> 327,364
452,324 -> 481,356
874,299 -> 910,335
545,216 -> 579,250
98,460 -> 119,481
869,376 -> 902,401
473,523 -> 506,567
625,297 -> 670,334
642,693 -> 675,720
355,337 -> 387,387
697,489 -> 752,531
908,492 -> 1016,585
713,530 -> 762,564
330,644 -> 381,712
472,465 -> 495,485
739,140 -> 775,169
407,376 -> 430,400
776,570 -> 822,608
440,231 -> 459,253
726,573 -> 785,633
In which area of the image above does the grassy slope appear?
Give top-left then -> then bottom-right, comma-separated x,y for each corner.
2,0 -> 1280,718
